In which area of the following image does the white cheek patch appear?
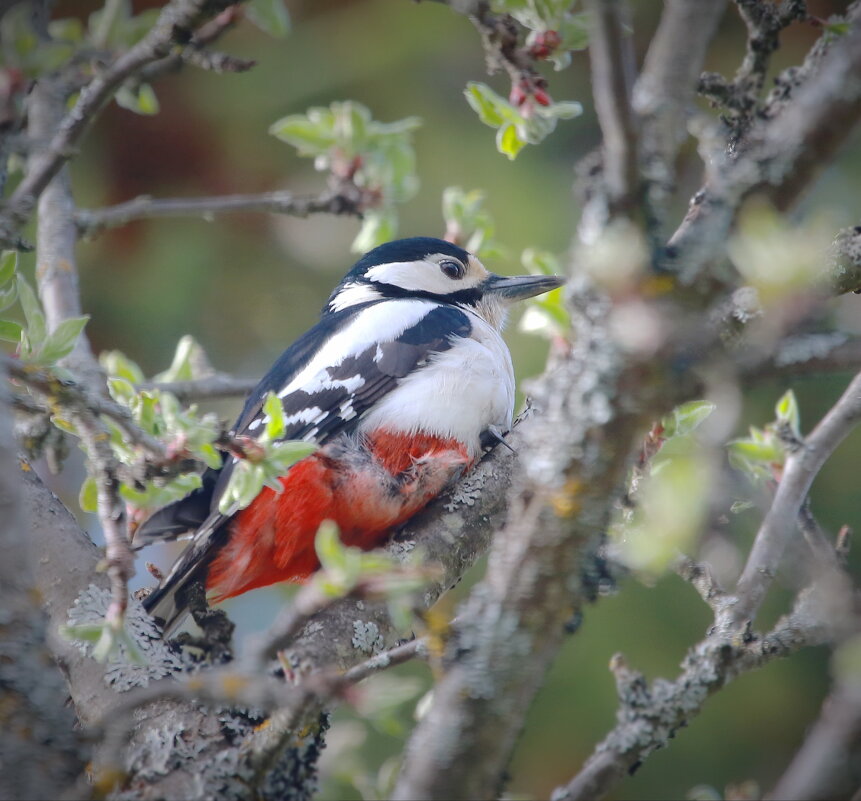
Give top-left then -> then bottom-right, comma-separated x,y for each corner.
364,260 -> 484,295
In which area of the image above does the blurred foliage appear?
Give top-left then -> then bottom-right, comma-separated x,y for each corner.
270,100 -> 421,251
11,0 -> 860,799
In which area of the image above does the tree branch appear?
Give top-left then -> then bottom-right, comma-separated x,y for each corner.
585,0 -> 638,213
0,366 -> 85,798
830,224 -> 861,295
668,15 -> 861,284
392,278 -> 669,799
551,585 -> 846,801
75,187 -> 363,238
726,369 -> 861,629
633,0 -> 728,220
142,372 -> 259,401
0,0 -> 244,246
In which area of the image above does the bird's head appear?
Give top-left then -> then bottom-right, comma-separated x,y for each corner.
324,237 -> 564,329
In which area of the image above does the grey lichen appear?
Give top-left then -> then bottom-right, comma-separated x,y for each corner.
115,706 -> 328,801
351,620 -> 385,654
66,584 -> 185,691
444,467 -> 489,510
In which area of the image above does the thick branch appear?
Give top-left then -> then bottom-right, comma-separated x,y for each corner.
633,0 -> 728,217
726,370 -> 861,629
0,368 -> 85,797
75,188 -> 362,238
392,280 -> 669,800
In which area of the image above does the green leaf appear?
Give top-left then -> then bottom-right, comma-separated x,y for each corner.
218,461 -> 264,514
59,622 -> 108,644
548,100 -> 583,120
269,114 -> 336,155
38,315 -> 89,364
0,282 -> 18,312
50,414 -> 77,435
262,391 -> 286,441
315,519 -> 347,573
727,438 -> 784,464
352,209 -> 397,254
267,440 -> 316,471
136,392 -> 159,434
154,335 -> 205,383
197,443 -> 222,470
464,82 -> 507,127
16,275 -> 46,350
558,12 -> 591,51
824,20 -> 850,35
48,17 -> 85,44
92,625 -> 117,663
120,473 -> 202,512
0,251 -> 17,286
79,476 -> 98,513
100,349 -> 145,384
0,319 -> 22,342
246,0 -> 291,37
107,377 -> 136,404
88,0 -> 131,47
775,389 -> 801,436
521,248 -> 560,276
115,83 -> 159,115
496,123 -> 526,160
662,400 -> 716,439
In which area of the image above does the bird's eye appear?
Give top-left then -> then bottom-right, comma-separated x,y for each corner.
439,260 -> 464,280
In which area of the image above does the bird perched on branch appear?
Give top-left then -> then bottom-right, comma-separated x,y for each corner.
138,237 -> 563,633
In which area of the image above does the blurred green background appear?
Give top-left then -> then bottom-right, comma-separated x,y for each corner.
32,0 -> 861,798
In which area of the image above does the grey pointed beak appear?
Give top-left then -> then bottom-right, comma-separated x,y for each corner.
483,273 -> 565,302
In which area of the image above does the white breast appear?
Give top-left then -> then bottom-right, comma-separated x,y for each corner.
358,310 -> 514,457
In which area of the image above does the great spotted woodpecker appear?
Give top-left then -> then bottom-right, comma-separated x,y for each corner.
138,237 -> 562,633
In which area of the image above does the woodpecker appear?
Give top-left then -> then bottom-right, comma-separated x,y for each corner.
138,237 -> 563,633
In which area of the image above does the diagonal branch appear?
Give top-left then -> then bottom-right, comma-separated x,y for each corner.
550,585 -> 847,801
725,369 -> 861,630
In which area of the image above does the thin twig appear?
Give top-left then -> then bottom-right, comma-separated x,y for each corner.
71,409 -> 134,627
142,373 -> 259,401
75,187 -> 363,238
6,358 -> 165,459
725,370 -> 861,630
139,5 -> 251,81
